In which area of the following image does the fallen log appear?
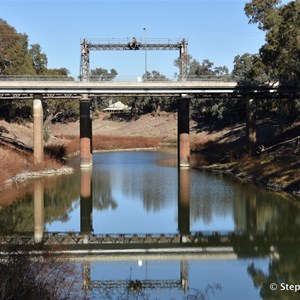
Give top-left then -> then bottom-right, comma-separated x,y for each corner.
0,134 -> 32,153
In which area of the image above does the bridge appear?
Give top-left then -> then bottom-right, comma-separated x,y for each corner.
0,231 -> 297,253
0,79 -> 298,168
0,36 -> 299,167
0,79 -> 296,97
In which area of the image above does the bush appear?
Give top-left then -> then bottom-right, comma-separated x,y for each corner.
0,248 -> 79,299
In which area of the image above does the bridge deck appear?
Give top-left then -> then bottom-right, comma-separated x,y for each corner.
1,232 -> 299,250
0,80 -> 297,98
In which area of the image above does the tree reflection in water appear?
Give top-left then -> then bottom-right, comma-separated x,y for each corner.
87,281 -> 222,300
248,248 -> 300,300
92,169 -> 117,211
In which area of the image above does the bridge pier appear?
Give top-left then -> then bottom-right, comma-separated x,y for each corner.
178,168 -> 190,242
178,96 -> 190,168
246,96 -> 257,156
80,95 -> 93,168
34,179 -> 44,243
80,169 -> 93,234
33,94 -> 44,165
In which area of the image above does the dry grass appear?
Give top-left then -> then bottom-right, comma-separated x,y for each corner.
61,135 -> 161,155
237,155 -> 300,190
0,146 -> 62,185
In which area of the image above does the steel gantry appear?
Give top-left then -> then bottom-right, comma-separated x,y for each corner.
80,38 -> 188,81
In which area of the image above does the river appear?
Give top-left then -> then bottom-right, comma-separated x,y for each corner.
0,150 -> 300,299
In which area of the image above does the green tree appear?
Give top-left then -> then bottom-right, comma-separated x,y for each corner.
89,68 -> 118,114
142,70 -> 169,82
174,55 -> 235,125
174,56 -> 229,79
90,67 -> 118,81
244,0 -> 281,31
29,43 -> 48,75
0,19 -> 35,75
44,67 -> 69,77
245,0 -> 300,83
232,53 -> 269,84
131,70 -> 176,115
244,0 -> 300,121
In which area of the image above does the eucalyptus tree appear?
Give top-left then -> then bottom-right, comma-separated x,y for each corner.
244,0 -> 300,120
245,0 -> 300,83
89,67 -> 119,114
0,19 -> 35,76
90,67 -> 118,81
131,70 -> 174,115
29,43 -> 48,75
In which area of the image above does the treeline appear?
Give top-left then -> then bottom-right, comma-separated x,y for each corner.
0,0 -> 299,126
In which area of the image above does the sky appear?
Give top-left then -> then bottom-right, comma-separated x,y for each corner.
0,0 -> 291,80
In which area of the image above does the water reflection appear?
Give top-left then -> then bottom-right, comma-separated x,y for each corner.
34,179 -> 44,243
1,151 -> 300,299
1,151 -> 300,241
80,169 -> 93,234
178,168 -> 190,241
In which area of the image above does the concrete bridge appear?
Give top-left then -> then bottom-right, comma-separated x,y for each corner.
0,80 -> 298,167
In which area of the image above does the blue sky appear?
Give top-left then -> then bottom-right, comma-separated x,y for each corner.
0,0 -> 291,79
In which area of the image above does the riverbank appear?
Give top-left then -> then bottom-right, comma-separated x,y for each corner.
193,158 -> 300,199
0,115 -> 299,198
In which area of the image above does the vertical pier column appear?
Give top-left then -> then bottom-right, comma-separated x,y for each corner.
33,94 -> 44,165
180,260 -> 189,292
80,168 -> 93,235
178,168 -> 190,242
246,96 -> 257,156
80,94 -> 93,168
34,180 -> 44,243
178,95 -> 190,168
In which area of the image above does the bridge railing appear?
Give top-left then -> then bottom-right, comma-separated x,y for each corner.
0,74 -> 237,82
0,75 -> 75,81
82,37 -> 184,45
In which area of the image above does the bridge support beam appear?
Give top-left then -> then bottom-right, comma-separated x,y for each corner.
178,96 -> 190,168
80,95 -> 93,168
33,94 -> 44,165
246,97 -> 257,156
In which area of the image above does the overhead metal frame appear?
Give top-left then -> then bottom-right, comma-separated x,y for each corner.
80,38 -> 188,81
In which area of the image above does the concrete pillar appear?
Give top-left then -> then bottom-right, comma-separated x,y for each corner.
180,260 -> 189,293
82,262 -> 91,292
178,96 -> 190,168
34,179 -> 44,243
80,95 -> 93,168
178,169 -> 190,242
80,168 -> 93,234
33,94 -> 44,165
246,97 -> 257,156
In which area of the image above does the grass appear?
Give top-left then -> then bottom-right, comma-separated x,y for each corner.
0,146 -> 62,186
0,135 -> 161,189
61,135 -> 161,155
236,155 -> 300,191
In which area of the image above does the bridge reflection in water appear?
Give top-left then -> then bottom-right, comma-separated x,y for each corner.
1,166 -> 300,296
2,168 -> 299,252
